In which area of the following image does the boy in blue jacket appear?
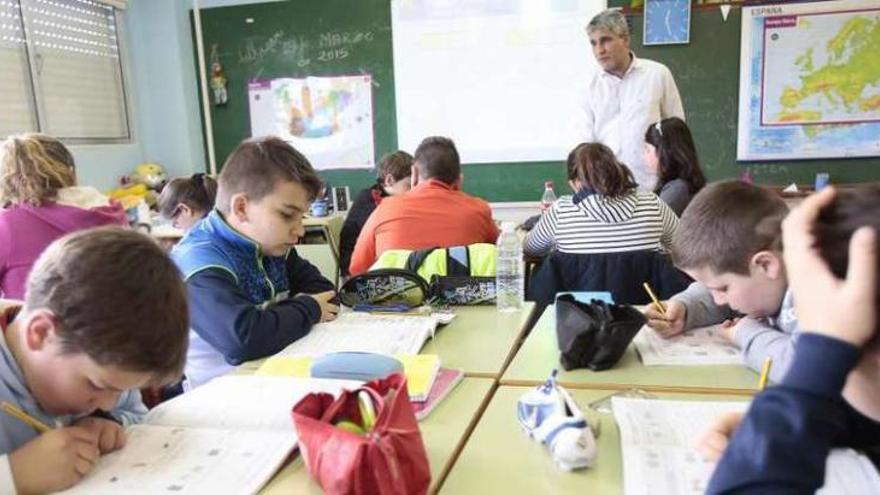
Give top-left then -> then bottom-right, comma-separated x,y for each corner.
702,186 -> 880,493
172,137 -> 338,389
0,228 -> 189,493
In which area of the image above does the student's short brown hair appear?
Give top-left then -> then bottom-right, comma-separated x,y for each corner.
0,133 -> 76,207
566,142 -> 637,197
413,136 -> 460,185
376,151 -> 413,182
812,185 -> 880,309
25,227 -> 189,383
216,136 -> 322,214
672,180 -> 788,275
158,173 -> 218,219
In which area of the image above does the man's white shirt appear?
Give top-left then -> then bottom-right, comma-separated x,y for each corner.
573,53 -> 684,190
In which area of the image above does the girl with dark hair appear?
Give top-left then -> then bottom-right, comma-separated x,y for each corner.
157,173 -> 218,232
643,117 -> 706,216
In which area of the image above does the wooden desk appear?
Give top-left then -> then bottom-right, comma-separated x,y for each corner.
260,377 -> 495,494
420,303 -> 535,379
501,306 -> 760,395
440,387 -> 747,494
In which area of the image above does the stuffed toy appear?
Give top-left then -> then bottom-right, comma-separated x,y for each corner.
108,163 -> 168,208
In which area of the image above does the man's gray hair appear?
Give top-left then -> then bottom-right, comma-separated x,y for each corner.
586,9 -> 629,38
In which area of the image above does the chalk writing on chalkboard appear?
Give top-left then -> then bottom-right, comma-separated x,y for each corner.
746,164 -> 792,177
238,31 -> 284,65
238,29 -> 376,67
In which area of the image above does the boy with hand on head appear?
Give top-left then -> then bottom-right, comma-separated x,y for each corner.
0,227 -> 189,494
172,137 -> 338,389
644,181 -> 796,381
703,185 -> 880,493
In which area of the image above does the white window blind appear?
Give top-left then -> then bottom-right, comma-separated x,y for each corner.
0,0 -> 129,141
21,0 -> 129,140
0,0 -> 37,137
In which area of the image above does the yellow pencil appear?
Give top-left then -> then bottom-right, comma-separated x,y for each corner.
642,282 -> 666,316
1,401 -> 52,433
758,357 -> 773,391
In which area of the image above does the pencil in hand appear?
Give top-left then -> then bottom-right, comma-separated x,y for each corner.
1,401 -> 52,433
642,282 -> 666,316
757,357 -> 773,391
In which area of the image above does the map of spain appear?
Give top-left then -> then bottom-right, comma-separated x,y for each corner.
762,9 -> 880,126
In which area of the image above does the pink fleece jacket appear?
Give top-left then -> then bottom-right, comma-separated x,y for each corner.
0,187 -> 128,299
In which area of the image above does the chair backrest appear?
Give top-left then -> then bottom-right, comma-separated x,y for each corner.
527,250 -> 691,305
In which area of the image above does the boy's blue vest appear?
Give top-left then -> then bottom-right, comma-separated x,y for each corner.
171,209 -> 290,304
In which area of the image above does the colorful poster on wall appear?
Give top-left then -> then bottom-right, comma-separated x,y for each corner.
248,74 -> 374,169
737,0 -> 880,160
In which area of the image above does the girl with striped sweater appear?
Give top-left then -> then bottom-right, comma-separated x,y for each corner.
524,142 -> 678,257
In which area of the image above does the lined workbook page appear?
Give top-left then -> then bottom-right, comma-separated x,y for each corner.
58,375 -> 360,495
277,312 -> 438,357
633,324 -> 742,366
57,426 -> 294,495
612,398 -> 880,495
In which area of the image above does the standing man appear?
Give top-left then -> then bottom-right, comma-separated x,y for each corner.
574,9 -> 684,190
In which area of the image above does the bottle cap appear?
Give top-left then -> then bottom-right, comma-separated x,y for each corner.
544,180 -> 553,188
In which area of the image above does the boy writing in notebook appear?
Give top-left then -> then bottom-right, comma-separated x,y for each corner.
704,185 -> 880,492
644,181 -> 795,381
172,136 -> 338,389
0,228 -> 189,494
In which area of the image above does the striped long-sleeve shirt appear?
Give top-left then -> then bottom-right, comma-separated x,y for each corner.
523,191 -> 678,257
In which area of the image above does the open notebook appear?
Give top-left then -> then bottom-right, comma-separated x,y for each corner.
275,312 -> 439,357
58,376 -> 359,495
612,398 -> 880,495
632,324 -> 742,366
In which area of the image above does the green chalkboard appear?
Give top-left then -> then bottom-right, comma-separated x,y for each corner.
195,1 -> 878,203
197,0 -> 398,196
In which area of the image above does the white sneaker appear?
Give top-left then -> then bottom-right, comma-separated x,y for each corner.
516,370 -> 597,470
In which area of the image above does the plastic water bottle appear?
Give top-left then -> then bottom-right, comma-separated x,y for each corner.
496,221 -> 524,312
541,180 -> 557,212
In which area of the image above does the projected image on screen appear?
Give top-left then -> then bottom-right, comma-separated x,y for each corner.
391,0 -> 604,164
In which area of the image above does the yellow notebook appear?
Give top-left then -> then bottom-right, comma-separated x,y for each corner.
255,356 -> 312,378
395,354 -> 441,402
255,353 -> 441,402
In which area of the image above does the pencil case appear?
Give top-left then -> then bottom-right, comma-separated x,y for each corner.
555,294 -> 646,371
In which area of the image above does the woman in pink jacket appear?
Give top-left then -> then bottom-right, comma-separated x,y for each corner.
0,134 -> 128,299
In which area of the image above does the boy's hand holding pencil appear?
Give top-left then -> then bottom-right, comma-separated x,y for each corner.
642,283 -> 688,338
8,425 -> 100,493
2,401 -> 104,492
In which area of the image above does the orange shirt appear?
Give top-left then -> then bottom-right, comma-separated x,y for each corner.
348,179 -> 500,275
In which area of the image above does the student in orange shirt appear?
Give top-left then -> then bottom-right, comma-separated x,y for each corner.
348,136 -> 500,275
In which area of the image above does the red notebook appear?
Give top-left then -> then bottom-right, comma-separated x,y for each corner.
411,368 -> 464,421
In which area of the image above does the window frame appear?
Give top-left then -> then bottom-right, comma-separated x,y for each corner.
8,0 -> 133,145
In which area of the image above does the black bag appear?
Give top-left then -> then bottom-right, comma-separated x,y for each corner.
429,275 -> 496,305
555,294 -> 646,371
